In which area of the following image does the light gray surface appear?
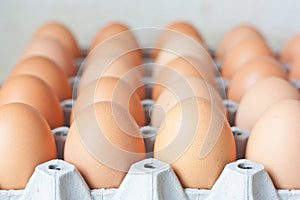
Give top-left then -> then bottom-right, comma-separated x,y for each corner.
1,0 -> 300,83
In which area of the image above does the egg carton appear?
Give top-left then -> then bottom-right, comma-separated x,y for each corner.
1,149 -> 299,199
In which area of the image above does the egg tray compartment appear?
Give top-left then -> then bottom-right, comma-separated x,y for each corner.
0,124 -> 299,200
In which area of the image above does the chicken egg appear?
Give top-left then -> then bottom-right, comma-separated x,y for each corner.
216,24 -> 264,61
152,22 -> 206,59
22,37 -> 76,77
72,77 -> 145,126
154,97 -> 236,189
221,38 -> 274,79
0,75 -> 64,128
0,103 -> 57,189
32,22 -> 81,58
235,77 -> 300,130
151,77 -> 225,128
64,101 -> 146,189
78,55 -> 145,99
227,57 -> 288,102
9,56 -> 72,101
152,56 -> 218,100
246,99 -> 300,189
89,22 -> 143,67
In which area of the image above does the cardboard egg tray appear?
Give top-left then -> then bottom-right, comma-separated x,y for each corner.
2,52 -> 300,200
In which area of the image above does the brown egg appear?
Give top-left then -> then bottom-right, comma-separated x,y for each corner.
64,102 -> 146,189
152,56 -> 218,100
289,58 -> 300,81
22,37 -> 76,77
78,56 -> 145,99
216,24 -> 264,61
9,56 -> 72,101
72,77 -> 145,126
89,22 -> 143,67
154,97 -> 236,189
33,22 -> 81,58
0,75 -> 64,128
151,77 -> 225,128
235,77 -> 300,130
221,38 -> 274,79
0,103 -> 57,189
227,57 -> 288,102
246,99 -> 300,189
155,31 -> 210,67
152,22 -> 206,59
280,34 -> 300,63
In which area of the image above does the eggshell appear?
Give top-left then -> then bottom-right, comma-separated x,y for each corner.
9,56 -> 72,101
89,22 -> 142,67
152,56 -> 218,100
64,101 -> 146,189
227,57 -> 288,102
151,77 -> 225,128
22,37 -> 76,77
280,34 -> 300,63
221,38 -> 274,79
0,75 -> 64,128
33,22 -> 81,58
216,24 -> 264,61
0,103 -> 57,189
246,99 -> 300,189
152,22 -> 206,59
78,56 -> 145,99
235,77 -> 300,130
72,77 -> 145,126
154,97 -> 236,189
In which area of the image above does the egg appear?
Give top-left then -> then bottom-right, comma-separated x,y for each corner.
9,56 -> 72,101
0,103 -> 57,189
152,56 -> 218,100
221,38 -> 274,79
152,22 -> 206,59
0,75 -> 64,128
151,77 -> 225,128
280,34 -> 300,63
22,37 -> 76,77
155,31 -> 210,67
72,77 -> 145,126
227,57 -> 288,102
154,97 -> 236,189
32,22 -> 81,58
89,22 -> 143,67
64,101 -> 146,189
216,24 -> 264,61
235,77 -> 300,130
78,55 -> 145,99
246,99 -> 300,189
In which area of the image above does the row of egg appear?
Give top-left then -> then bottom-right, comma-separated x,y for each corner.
216,25 -> 300,189
0,22 -> 82,189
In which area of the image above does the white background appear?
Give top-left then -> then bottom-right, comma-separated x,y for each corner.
1,0 -> 300,82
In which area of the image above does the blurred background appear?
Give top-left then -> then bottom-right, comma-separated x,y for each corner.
1,0 -> 300,82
